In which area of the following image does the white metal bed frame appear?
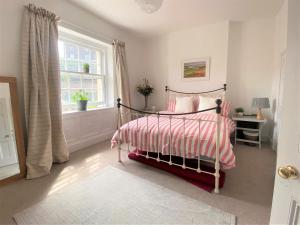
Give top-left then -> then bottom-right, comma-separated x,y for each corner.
116,84 -> 227,194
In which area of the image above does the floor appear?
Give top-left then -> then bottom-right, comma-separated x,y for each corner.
0,164 -> 20,180
0,141 -> 276,225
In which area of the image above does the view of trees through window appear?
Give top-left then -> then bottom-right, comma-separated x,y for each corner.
58,37 -> 108,112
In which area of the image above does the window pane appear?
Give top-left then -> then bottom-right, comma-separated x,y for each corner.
79,47 -> 90,61
58,41 -> 65,71
100,51 -> 106,74
82,91 -> 93,103
82,78 -> 93,89
69,76 -> 81,89
61,90 -> 70,105
59,59 -> 65,71
65,43 -> 78,59
91,50 -> 96,60
66,59 -> 78,72
95,78 -> 104,103
90,60 -> 97,74
78,61 -> 84,73
70,90 -> 79,104
60,73 -> 68,88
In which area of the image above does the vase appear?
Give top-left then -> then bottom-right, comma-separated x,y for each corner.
144,96 -> 148,110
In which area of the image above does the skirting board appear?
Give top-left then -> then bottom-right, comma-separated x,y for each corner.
67,130 -> 115,153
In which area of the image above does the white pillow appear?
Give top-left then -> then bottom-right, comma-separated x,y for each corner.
175,97 -> 194,113
198,96 -> 219,114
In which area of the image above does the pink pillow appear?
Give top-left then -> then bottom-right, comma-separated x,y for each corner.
167,99 -> 176,112
221,101 -> 230,117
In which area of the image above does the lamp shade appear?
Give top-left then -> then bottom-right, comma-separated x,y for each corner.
252,98 -> 270,109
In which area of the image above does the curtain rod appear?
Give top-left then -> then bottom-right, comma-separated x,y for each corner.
58,19 -> 115,45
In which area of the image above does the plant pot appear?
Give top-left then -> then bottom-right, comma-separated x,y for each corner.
237,112 -> 244,117
83,67 -> 89,73
78,100 -> 88,111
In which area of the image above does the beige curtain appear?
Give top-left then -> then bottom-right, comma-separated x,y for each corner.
21,4 -> 69,179
113,40 -> 132,123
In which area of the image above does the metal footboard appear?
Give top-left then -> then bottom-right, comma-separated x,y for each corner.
116,100 -> 222,194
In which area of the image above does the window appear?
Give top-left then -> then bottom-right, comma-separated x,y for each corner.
58,26 -> 113,112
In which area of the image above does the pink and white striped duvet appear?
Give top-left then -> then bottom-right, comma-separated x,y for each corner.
111,112 -> 236,169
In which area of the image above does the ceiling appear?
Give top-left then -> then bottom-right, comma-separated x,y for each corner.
69,0 -> 284,38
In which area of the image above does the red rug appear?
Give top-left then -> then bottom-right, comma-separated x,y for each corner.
128,150 -> 225,193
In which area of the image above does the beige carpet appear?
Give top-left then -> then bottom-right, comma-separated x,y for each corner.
14,166 -> 236,225
0,141 -> 276,225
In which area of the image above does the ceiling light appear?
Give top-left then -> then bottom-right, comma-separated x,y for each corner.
135,0 -> 163,14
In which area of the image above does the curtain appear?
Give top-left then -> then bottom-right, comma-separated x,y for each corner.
21,4 -> 69,179
113,40 -> 132,123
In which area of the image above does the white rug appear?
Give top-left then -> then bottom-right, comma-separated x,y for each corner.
14,166 -> 236,225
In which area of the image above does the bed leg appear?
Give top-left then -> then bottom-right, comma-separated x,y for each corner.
214,99 -> 222,194
117,98 -> 122,163
118,147 -> 121,163
214,173 -> 220,194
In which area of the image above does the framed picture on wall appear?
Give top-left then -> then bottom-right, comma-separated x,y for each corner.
182,58 -> 210,81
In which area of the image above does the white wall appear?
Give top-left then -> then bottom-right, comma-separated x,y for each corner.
145,19 -> 277,141
0,0 -> 146,152
145,21 -> 230,110
226,19 -> 276,140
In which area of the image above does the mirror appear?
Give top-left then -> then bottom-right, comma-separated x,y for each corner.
0,77 -> 25,185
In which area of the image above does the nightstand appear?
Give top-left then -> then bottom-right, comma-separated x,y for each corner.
232,116 -> 267,149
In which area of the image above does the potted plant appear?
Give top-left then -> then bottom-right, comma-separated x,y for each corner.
136,78 -> 154,110
72,90 -> 89,111
83,63 -> 90,73
235,107 -> 244,117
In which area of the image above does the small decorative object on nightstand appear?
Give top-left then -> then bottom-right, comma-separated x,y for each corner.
252,97 -> 270,120
235,107 -> 244,117
232,116 -> 267,149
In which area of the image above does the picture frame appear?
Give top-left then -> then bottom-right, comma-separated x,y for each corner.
182,58 -> 210,81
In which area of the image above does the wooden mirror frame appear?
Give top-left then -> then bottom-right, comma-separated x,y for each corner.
0,76 -> 26,185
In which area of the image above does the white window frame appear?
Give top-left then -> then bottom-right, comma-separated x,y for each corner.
58,26 -> 113,113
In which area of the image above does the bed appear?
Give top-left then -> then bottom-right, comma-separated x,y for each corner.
111,84 -> 236,194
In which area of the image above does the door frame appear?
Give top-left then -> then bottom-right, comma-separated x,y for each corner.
273,51 -> 287,150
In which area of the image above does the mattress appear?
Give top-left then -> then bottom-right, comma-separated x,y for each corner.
111,112 -> 236,169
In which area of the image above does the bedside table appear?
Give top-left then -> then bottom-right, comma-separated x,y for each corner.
232,116 -> 267,149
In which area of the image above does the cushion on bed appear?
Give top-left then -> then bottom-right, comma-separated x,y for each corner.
174,97 -> 194,113
167,99 -> 176,112
221,101 -> 230,117
198,96 -> 219,114
167,96 -> 230,116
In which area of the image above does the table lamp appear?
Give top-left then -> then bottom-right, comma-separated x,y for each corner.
252,97 -> 270,120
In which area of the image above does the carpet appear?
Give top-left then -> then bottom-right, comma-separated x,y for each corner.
14,166 -> 236,225
128,150 -> 225,192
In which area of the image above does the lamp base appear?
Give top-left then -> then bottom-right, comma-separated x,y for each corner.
256,108 -> 264,120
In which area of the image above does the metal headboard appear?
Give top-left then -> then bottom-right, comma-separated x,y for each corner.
165,84 -> 227,95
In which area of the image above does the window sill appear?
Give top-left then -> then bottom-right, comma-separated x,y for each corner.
62,106 -> 115,117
